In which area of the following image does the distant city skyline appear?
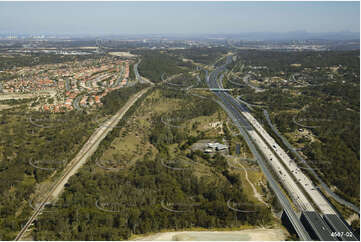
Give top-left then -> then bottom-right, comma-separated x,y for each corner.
0,1 -> 359,35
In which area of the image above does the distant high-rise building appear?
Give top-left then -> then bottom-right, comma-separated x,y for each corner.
96,39 -> 104,53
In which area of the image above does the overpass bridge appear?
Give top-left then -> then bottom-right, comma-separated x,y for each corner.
192,88 -> 233,92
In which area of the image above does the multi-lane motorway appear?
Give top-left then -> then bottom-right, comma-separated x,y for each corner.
207,55 -> 357,240
206,57 -> 312,240
216,76 -> 317,213
264,109 -> 360,215
241,107 -> 336,214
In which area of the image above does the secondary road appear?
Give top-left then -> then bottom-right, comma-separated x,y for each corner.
15,87 -> 152,241
73,95 -> 82,110
242,74 -> 264,92
133,59 -> 143,83
133,59 -> 154,86
112,63 -> 125,88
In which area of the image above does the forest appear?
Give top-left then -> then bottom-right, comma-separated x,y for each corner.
234,50 -> 360,73
31,87 -> 274,240
133,50 -> 192,83
32,156 -> 272,240
0,83 -> 149,240
0,53 -> 99,70
170,47 -> 229,65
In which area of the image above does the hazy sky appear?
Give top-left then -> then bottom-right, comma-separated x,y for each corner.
0,1 -> 359,35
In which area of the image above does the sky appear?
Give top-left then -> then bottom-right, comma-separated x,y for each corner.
0,1 -> 359,35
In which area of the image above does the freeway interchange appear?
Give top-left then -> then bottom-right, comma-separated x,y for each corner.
206,55 -> 355,240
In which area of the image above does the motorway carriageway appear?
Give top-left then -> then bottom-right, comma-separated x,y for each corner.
210,58 -> 315,212
263,109 -> 360,215
209,57 -> 361,241
241,108 -> 336,215
206,58 -> 312,241
216,56 -> 336,215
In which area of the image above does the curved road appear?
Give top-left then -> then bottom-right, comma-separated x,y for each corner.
133,59 -> 154,86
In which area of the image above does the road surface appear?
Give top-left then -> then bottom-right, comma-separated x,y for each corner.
134,59 -> 154,86
206,57 -> 312,240
263,110 -> 360,214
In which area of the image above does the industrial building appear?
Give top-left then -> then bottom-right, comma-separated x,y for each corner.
207,142 -> 228,151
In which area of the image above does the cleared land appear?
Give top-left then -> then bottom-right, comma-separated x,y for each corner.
109,52 -> 137,58
0,93 -> 39,100
132,228 -> 287,241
